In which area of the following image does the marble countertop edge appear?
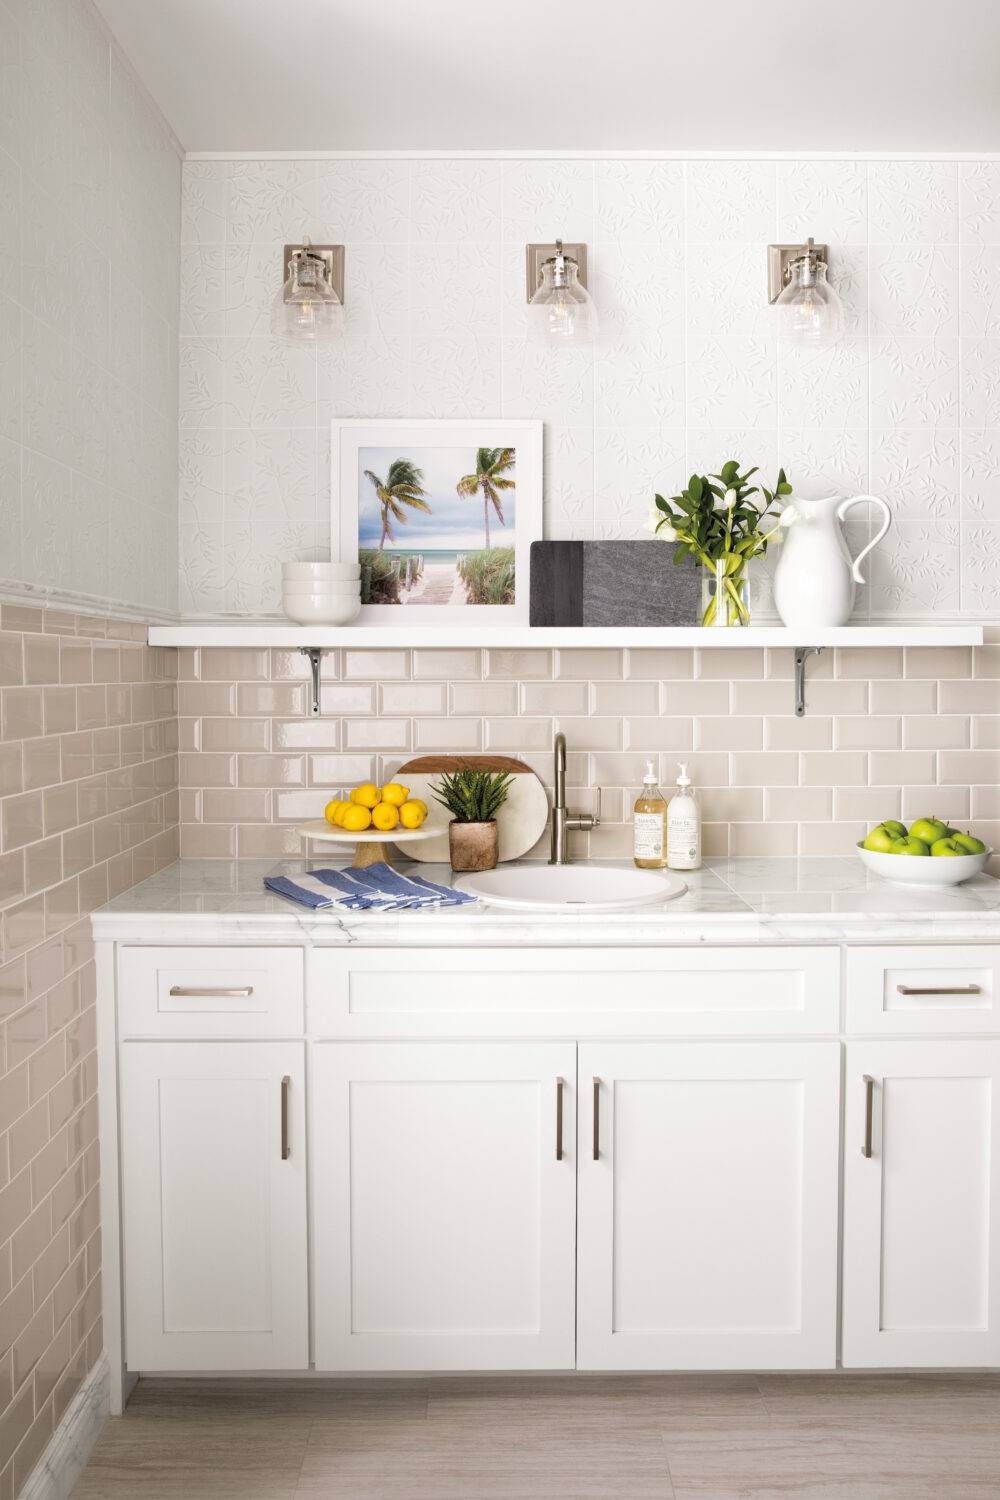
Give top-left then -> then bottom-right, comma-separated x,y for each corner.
89,856 -> 1000,945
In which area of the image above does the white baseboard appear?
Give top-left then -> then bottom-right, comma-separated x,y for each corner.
19,1355 -> 110,1500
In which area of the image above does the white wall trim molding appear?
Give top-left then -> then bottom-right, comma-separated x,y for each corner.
18,1355 -> 110,1500
185,148 -> 1000,161
0,580 -> 178,626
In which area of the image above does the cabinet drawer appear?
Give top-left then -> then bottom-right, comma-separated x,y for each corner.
847,946 -> 1000,1035
310,947 -> 840,1038
118,946 -> 304,1037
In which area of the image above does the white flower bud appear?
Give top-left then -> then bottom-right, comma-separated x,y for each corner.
778,504 -> 798,527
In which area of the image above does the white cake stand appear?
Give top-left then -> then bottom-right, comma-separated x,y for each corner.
297,820 -> 438,869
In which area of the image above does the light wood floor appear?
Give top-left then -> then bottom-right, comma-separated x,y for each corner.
69,1373 -> 1000,1499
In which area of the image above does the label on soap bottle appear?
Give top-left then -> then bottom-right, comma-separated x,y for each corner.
634,813 -> 665,860
668,813 -> 700,870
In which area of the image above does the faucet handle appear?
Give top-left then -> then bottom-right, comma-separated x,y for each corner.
592,786 -> 602,827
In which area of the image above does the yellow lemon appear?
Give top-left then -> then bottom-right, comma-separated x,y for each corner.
324,799 -> 345,826
399,799 -> 428,829
350,783 -> 380,809
341,804 -> 373,832
371,802 -> 400,832
379,782 -> 409,807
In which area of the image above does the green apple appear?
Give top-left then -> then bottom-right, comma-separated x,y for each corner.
878,819 -> 907,840
953,832 -> 988,855
891,836 -> 931,856
930,837 -> 964,856
909,817 -> 948,845
863,826 -> 897,853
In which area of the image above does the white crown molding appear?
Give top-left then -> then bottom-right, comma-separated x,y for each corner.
18,1355 -> 110,1500
185,148 -> 1000,161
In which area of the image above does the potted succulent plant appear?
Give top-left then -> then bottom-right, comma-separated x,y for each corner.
432,765 -> 514,872
648,460 -> 794,627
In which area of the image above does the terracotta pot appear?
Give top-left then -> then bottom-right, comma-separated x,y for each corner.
448,820 -> 499,872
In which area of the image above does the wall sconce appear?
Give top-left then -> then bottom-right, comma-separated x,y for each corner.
525,239 -> 598,345
767,238 -> 843,345
271,238 -> 345,343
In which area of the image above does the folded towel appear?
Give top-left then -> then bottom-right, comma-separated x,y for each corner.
264,862 -> 476,912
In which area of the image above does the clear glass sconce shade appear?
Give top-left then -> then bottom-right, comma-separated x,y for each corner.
527,256 -> 598,345
773,254 -> 843,345
271,249 -> 344,343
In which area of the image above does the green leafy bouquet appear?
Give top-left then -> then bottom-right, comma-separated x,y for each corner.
648,460 -> 795,626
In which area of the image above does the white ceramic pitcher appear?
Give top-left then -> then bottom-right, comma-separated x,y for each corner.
772,494 -> 891,628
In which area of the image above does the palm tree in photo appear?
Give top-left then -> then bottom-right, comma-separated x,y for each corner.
363,459 -> 432,550
456,447 -> 516,549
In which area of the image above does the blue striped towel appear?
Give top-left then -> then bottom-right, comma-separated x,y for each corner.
264,863 -> 476,912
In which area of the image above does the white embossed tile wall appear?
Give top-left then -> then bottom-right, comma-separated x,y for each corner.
178,155 -> 1000,620
0,0 -> 182,619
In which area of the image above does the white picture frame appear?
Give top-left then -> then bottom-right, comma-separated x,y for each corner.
332,419 -> 543,626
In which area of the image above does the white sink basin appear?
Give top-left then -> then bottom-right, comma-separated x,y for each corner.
453,864 -> 687,912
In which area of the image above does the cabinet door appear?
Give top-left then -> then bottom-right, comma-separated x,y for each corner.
577,1041 -> 840,1370
843,1040 -> 1000,1367
120,1041 -> 308,1370
313,1042 -> 577,1371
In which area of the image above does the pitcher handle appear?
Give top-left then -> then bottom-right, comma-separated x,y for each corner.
836,494 -> 892,585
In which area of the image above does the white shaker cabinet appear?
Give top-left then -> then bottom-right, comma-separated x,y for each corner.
311,1041 -> 578,1371
119,1040 -> 309,1370
842,1040 -> 1000,1368
577,1041 -> 841,1369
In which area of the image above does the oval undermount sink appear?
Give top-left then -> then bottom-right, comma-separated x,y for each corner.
453,864 -> 687,912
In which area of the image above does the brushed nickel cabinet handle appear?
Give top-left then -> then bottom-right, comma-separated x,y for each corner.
281,1075 -> 291,1160
896,984 -> 982,996
555,1077 -> 564,1161
592,1077 -> 600,1161
862,1074 -> 875,1160
168,985 -> 254,998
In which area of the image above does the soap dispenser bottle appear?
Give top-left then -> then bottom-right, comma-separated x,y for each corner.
667,762 -> 701,871
633,761 -> 667,869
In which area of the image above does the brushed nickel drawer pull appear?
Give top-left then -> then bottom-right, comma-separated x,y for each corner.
896,984 -> 982,996
862,1074 -> 875,1160
168,985 -> 255,998
592,1076 -> 601,1161
281,1075 -> 291,1160
555,1077 -> 564,1161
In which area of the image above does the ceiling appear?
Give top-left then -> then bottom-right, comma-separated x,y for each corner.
95,0 -> 1000,153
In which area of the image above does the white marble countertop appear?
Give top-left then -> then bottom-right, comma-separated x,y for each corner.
91,857 -> 1000,946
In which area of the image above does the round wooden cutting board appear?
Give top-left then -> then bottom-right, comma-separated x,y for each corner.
393,756 -> 550,864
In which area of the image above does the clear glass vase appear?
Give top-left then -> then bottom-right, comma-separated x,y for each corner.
701,558 -> 750,627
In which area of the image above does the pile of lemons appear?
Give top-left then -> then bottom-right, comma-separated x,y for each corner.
324,782 -> 428,835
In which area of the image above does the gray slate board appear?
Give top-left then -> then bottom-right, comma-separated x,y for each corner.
529,541 -> 701,626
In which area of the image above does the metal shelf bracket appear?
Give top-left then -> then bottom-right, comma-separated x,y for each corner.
300,647 -> 323,716
794,646 -> 823,717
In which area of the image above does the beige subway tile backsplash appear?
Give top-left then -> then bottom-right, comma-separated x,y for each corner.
591,681 -> 659,716
413,649 -> 482,680
521,681 -> 588,714
166,641 -> 1000,868
833,717 -> 901,750
938,749 -> 1000,785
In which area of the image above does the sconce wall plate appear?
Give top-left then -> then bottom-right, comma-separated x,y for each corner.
525,242 -> 588,301
767,242 -> 829,303
282,243 -> 346,303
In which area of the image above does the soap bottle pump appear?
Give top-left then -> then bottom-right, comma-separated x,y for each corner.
633,761 -> 667,869
668,762 -> 701,871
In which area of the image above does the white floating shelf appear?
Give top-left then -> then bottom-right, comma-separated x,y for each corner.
149,623 -> 984,649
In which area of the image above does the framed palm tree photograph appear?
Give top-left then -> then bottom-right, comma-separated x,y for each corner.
333,420 -> 542,624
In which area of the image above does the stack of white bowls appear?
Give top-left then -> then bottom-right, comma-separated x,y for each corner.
281,562 -> 361,624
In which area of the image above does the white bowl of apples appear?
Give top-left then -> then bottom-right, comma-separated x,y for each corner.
857,817 -> 991,886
